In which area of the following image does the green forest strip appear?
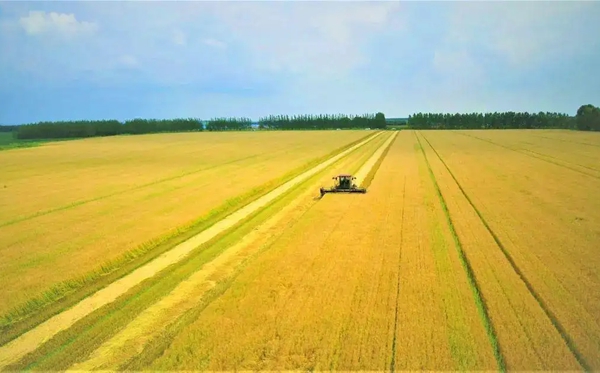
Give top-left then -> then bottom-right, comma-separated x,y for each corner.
4,132 -> 384,371
420,132 -> 590,371
0,131 -> 378,346
14,115 -> 387,140
415,132 -> 506,372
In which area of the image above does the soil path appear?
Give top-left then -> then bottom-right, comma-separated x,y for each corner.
0,132 -> 382,369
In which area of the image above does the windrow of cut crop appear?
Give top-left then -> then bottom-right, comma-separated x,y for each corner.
0,130 -> 386,371
0,131 -> 377,346
422,134 -> 581,370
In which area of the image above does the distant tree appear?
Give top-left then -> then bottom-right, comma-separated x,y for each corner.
576,104 -> 600,131
374,112 -> 386,129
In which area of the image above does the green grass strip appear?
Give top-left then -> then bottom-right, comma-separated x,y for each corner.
414,131 -> 506,372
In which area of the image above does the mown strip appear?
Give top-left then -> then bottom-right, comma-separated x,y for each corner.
2,132 -> 384,371
0,131 -> 378,346
420,132 -> 590,371
360,131 -> 398,189
414,132 -> 505,372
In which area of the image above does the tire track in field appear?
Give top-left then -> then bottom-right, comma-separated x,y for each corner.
0,132 -> 383,370
419,132 -> 591,372
455,132 -> 600,180
414,132 -> 505,371
389,177 -> 406,373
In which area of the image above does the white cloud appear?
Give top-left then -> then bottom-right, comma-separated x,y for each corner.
19,10 -> 98,38
172,29 -> 186,46
202,38 -> 227,49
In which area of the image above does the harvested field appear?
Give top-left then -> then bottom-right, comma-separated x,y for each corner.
0,129 -> 598,371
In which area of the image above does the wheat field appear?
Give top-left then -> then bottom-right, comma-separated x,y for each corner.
0,129 -> 599,371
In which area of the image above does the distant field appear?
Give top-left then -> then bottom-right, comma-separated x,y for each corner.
1,129 -> 599,371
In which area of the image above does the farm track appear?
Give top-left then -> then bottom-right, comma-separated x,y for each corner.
419,132 -> 587,370
456,132 -> 600,180
0,131 -> 390,370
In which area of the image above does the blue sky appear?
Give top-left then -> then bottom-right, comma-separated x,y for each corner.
1,1 -> 599,125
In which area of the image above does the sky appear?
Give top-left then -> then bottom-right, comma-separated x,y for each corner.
1,0 -> 599,125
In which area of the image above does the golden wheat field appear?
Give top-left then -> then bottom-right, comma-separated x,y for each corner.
0,129 -> 599,371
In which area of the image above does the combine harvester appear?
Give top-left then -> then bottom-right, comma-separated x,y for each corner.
319,174 -> 366,198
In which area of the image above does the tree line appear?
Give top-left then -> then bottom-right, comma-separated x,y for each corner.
205,117 -> 252,131
407,105 -> 600,131
0,125 -> 19,133
11,113 -> 387,139
7,104 -> 599,140
258,113 -> 386,130
407,111 -> 575,129
13,117 -> 257,139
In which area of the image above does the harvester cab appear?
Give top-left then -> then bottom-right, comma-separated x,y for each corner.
319,174 -> 367,198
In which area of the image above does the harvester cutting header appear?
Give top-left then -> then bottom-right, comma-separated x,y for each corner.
319,174 -> 366,198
